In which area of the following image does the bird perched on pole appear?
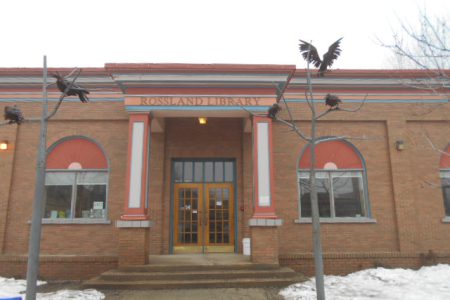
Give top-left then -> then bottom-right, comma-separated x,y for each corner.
4,105 -> 24,124
52,72 -> 90,103
299,38 -> 343,77
324,94 -> 342,109
267,103 -> 282,119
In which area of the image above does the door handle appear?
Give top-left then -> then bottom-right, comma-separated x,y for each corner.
204,212 -> 208,226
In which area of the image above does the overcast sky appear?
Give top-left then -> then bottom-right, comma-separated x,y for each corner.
0,0 -> 448,69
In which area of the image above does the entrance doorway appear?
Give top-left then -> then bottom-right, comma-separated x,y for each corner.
172,160 -> 236,254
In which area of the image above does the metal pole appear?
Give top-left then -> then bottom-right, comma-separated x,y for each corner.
26,55 -> 48,300
306,63 -> 326,299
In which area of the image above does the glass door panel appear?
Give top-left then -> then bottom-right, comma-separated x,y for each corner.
174,184 -> 203,253
205,183 -> 234,252
172,160 -> 235,254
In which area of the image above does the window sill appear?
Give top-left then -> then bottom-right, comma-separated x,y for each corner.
442,217 -> 450,223
37,219 -> 112,225
295,217 -> 377,224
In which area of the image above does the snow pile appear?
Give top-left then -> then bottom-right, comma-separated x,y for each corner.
280,264 -> 450,300
35,289 -> 104,300
0,277 -> 104,300
0,277 -> 45,299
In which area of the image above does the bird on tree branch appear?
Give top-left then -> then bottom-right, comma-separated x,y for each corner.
325,93 -> 342,109
52,72 -> 90,103
4,105 -> 24,124
299,38 -> 343,77
267,103 -> 282,119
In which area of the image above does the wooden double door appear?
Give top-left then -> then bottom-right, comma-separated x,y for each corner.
174,183 -> 234,253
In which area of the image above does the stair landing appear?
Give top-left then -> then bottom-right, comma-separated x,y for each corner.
83,254 -> 306,290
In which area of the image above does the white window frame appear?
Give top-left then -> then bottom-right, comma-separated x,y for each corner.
43,169 -> 110,224
440,169 -> 450,222
296,169 -> 375,223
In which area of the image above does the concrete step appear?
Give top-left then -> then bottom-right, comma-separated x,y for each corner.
99,267 -> 298,281
83,275 -> 306,290
118,263 -> 280,273
83,261 -> 307,290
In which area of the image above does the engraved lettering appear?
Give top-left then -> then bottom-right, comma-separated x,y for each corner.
186,97 -> 194,105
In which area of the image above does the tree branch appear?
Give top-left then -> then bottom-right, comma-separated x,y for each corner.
314,108 -> 333,120
273,82 -> 296,123
315,94 -> 368,120
1,68 -> 85,127
274,115 -> 311,141
45,68 -> 82,120
424,131 -> 450,157
239,105 -> 266,117
315,134 -> 374,145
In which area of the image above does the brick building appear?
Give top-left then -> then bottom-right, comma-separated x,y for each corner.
0,64 -> 449,280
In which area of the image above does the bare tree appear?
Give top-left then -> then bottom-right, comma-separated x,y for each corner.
1,68 -> 86,126
380,9 -> 450,145
380,9 -> 450,211
3,64 -> 90,300
380,9 -> 449,101
243,40 -> 368,300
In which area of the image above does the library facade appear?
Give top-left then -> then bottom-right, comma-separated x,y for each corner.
0,63 -> 449,279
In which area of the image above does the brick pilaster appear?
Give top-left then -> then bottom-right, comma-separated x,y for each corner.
0,125 -> 17,253
250,225 -> 280,265
118,226 -> 149,266
386,119 -> 419,252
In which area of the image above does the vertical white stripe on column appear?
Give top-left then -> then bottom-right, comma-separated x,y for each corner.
128,122 -> 144,208
257,122 -> 271,206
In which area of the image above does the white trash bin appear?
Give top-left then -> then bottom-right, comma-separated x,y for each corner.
243,238 -> 251,256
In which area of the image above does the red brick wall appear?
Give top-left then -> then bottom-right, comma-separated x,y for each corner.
147,132 -> 166,254
280,252 -> 450,277
2,102 -> 128,256
273,119 -> 398,254
0,255 -> 117,280
251,226 -> 279,264
118,228 -> 149,266
273,100 -> 449,260
0,124 -> 17,253
160,118 -> 245,254
1,97 -> 450,280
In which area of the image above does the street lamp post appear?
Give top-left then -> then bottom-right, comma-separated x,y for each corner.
25,55 -> 48,299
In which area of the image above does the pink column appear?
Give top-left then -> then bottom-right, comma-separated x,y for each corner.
250,116 -> 282,265
121,113 -> 151,220
252,116 -> 277,219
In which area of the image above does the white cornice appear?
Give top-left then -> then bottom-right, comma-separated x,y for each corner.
111,74 -> 289,83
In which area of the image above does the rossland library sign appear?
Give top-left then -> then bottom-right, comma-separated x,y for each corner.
125,96 -> 275,107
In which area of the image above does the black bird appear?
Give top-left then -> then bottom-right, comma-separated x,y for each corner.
4,105 -> 24,124
267,103 -> 281,119
52,73 -> 89,103
325,94 -> 342,108
299,38 -> 343,77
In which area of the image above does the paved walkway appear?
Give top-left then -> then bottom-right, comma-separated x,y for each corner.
148,253 -> 253,265
38,282 -> 285,300
38,255 -> 291,299
102,287 -> 285,299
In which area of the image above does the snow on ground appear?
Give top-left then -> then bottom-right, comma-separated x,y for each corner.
280,264 -> 450,300
0,277 -> 104,300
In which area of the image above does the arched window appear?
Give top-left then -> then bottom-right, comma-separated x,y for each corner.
297,140 -> 370,219
44,136 -> 109,221
440,144 -> 450,217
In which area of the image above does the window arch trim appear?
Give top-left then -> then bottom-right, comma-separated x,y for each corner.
439,143 -> 450,220
439,143 -> 450,169
296,138 -> 372,220
46,135 -> 110,170
44,136 -> 110,223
